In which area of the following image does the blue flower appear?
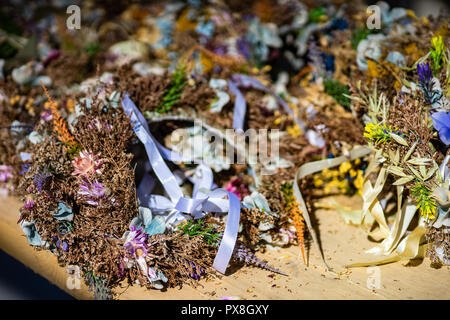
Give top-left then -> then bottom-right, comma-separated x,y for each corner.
417,62 -> 442,106
431,112 -> 450,145
19,163 -> 31,175
320,52 -> 335,73
329,18 -> 348,31
417,62 -> 432,83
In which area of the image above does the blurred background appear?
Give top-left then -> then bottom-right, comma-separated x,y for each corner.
0,250 -> 72,299
0,0 -> 448,300
368,0 -> 448,17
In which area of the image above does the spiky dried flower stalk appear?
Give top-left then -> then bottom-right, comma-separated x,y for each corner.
40,81 -> 78,149
33,167 -> 51,193
282,183 -> 306,264
232,242 -> 287,276
84,271 -> 113,300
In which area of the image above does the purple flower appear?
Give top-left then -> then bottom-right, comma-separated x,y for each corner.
233,242 -> 287,276
43,50 -> 61,67
24,199 -> 35,210
117,257 -> 125,278
417,62 -> 432,83
237,37 -> 251,60
185,261 -> 205,280
417,62 -> 442,105
33,168 -> 51,192
123,226 -> 148,257
431,112 -> 450,145
56,238 -> 69,251
78,180 -> 106,205
213,46 -> 225,56
40,108 -> 53,121
19,163 -> 31,175
0,165 -> 13,182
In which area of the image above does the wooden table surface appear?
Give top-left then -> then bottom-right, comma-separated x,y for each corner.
1,194 -> 448,300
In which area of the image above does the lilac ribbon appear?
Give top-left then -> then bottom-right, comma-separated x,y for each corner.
228,74 -> 306,132
121,94 -> 241,274
228,79 -> 247,131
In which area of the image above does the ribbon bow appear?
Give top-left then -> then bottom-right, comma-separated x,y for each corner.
122,94 -> 241,274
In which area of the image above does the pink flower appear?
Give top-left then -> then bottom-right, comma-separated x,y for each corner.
71,150 -> 105,177
40,108 -> 53,121
0,165 -> 13,182
24,199 -> 35,210
225,177 -> 249,201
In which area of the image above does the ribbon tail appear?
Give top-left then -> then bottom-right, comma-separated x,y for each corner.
211,189 -> 241,274
347,224 -> 428,267
121,94 -> 184,203
228,79 -> 246,131
293,146 -> 372,271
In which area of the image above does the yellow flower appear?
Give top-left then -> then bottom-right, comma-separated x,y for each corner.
66,99 -> 76,113
339,162 -> 352,175
430,35 -> 446,71
9,95 -> 20,105
431,35 -> 444,54
418,202 -> 436,220
367,60 -> 387,79
349,169 -> 357,178
354,170 -> 364,191
331,169 -> 340,178
287,124 -> 302,138
322,168 -> 332,178
364,122 -> 392,144
261,65 -> 272,73
363,122 -> 376,139
338,180 -> 349,191
313,178 -> 324,188
406,9 -> 417,19
329,179 -> 339,188
25,98 -> 35,116
45,100 -> 58,109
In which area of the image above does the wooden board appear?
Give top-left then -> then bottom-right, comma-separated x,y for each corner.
1,194 -> 448,300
